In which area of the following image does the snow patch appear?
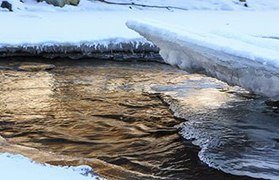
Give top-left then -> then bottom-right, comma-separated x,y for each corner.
0,153 -> 99,180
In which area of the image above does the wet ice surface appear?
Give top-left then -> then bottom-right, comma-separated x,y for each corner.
0,59 -> 277,179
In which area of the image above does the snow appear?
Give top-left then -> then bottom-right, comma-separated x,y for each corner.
0,153 -> 99,180
0,11 -> 139,45
0,11 -> 160,58
101,0 -> 279,10
3,0 -> 279,12
127,11 -> 279,68
1,0 -> 279,48
126,11 -> 279,99
1,1 -> 279,60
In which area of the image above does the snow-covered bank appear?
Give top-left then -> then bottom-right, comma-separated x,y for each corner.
126,12 -> 279,99
0,11 -> 161,59
0,153 -> 98,180
2,0 -> 279,59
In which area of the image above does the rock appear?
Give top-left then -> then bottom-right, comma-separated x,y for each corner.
265,100 -> 279,108
38,0 -> 79,7
17,63 -> 55,72
38,0 -> 65,7
68,0 -> 79,6
239,0 -> 248,7
1,1 -> 12,11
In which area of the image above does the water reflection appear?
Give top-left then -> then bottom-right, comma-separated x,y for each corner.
0,70 -> 55,113
0,59 -> 247,179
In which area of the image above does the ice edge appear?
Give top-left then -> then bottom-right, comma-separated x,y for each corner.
126,20 -> 279,99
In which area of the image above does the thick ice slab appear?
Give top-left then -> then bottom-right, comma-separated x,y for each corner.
127,20 -> 279,99
0,39 -> 160,60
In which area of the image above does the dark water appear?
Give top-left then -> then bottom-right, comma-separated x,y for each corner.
152,72 -> 279,179
0,59 -> 276,179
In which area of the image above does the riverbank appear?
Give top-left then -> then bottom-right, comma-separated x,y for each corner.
1,3 -> 279,62
0,10 -> 160,60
